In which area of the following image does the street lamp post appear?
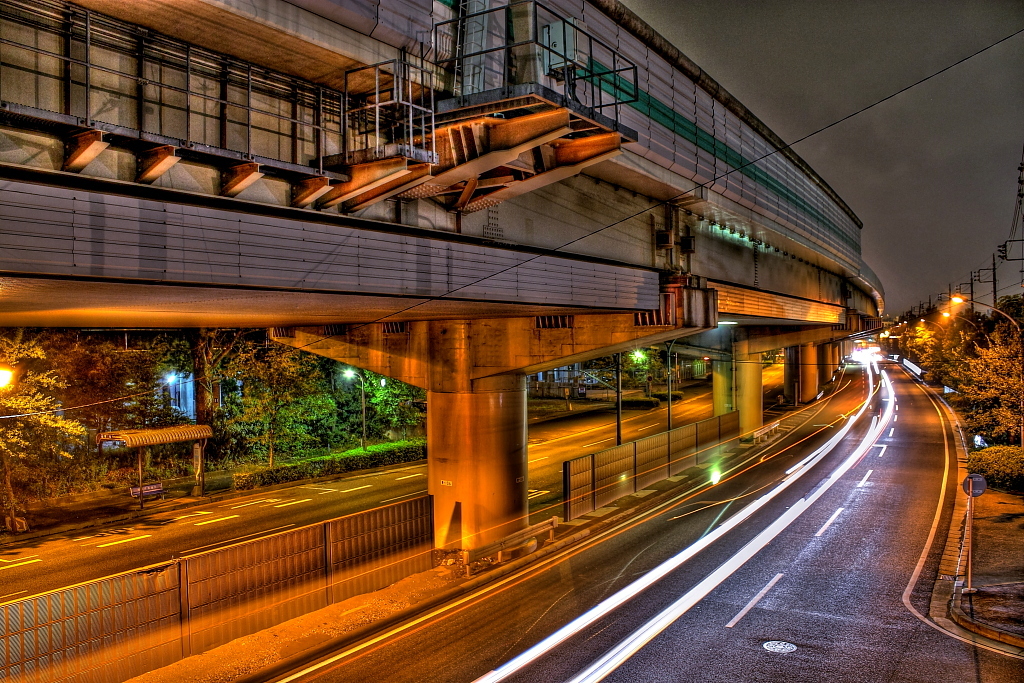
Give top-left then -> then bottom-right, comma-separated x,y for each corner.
343,369 -> 386,452
951,296 -> 1024,448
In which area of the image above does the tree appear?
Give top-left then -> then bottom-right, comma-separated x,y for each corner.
361,369 -> 425,439
0,331 -> 85,526
225,341 -> 326,467
951,326 -> 1023,444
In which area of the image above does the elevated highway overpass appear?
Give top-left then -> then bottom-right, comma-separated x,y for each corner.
0,0 -> 883,550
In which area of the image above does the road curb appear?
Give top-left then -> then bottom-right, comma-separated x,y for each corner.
231,528 -> 591,683
947,585 -> 1024,650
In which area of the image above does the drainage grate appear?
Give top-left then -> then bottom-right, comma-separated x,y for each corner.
762,641 -> 797,653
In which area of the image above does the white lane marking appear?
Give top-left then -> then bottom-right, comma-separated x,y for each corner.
172,510 -> 214,520
0,558 -> 42,570
381,491 -> 427,503
395,473 -> 425,480
195,515 -> 240,525
506,368 -> 894,683
725,573 -> 784,628
229,499 -> 270,508
179,524 -> 296,555
815,508 -> 845,537
895,404 -> 899,410
272,499 -> 312,508
893,414 -> 897,422
70,536 -> 94,541
637,424 -> 660,431
96,535 -> 152,548
857,470 -> 874,487
300,486 -> 338,495
340,485 -> 372,493
583,438 -> 614,448
527,489 -> 550,500
873,445 -> 887,458
888,427 -> 895,438
0,555 -> 37,563
528,457 -> 548,464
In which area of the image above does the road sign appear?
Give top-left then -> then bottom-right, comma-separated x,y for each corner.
962,473 -> 987,497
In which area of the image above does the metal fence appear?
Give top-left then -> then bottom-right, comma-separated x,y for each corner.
563,412 -> 740,521
0,496 -> 432,683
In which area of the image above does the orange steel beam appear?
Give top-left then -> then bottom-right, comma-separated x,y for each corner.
63,130 -> 109,173
344,163 -> 433,212
317,158 -> 411,209
220,162 -> 263,197
136,145 -> 180,183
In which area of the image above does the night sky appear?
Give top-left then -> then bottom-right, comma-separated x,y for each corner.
620,0 -> 1024,314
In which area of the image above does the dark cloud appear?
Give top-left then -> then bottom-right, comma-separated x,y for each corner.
620,0 -> 1024,312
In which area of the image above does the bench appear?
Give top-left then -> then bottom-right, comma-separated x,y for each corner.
129,482 -> 164,500
462,516 -> 558,575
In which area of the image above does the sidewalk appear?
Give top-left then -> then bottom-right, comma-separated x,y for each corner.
926,392 -> 1024,653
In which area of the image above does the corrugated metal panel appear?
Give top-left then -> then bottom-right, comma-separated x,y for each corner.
184,525 -> 327,653
696,417 -> 720,463
0,181 -> 660,312
563,454 -> 595,521
328,496 -> 432,603
0,563 -> 181,683
635,432 -> 668,490
594,443 -> 634,509
720,411 -> 740,441
669,423 -> 697,476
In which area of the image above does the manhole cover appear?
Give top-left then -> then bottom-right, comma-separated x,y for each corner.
762,641 -> 797,653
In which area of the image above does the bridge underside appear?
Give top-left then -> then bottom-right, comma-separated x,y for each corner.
0,276 -> 619,328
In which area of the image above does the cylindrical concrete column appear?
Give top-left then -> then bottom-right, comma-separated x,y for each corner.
427,387 -> 527,550
712,358 -> 733,416
783,346 -> 799,404
831,344 -> 841,373
734,341 -> 763,435
799,343 -> 819,403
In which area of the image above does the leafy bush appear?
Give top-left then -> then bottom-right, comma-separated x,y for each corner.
651,391 -> 685,401
967,446 -> 1024,491
233,439 -> 427,490
621,398 -> 660,410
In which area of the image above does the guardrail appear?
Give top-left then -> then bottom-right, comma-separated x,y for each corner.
751,421 -> 781,443
462,517 -> 558,575
562,411 -> 740,521
1,496 -> 433,683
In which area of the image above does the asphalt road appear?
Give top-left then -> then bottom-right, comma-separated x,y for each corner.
0,384 -> 710,600
0,371 -> 778,602
281,363 -> 1024,683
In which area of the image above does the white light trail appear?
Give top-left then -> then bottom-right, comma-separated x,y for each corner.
564,370 -> 895,683
473,366 -> 892,683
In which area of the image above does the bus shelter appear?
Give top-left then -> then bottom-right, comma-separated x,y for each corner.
97,425 -> 213,508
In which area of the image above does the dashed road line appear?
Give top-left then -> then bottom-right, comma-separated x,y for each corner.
381,491 -> 426,503
96,535 -> 152,548
527,489 -> 550,500
229,499 -> 273,508
583,437 -> 614,448
726,573 -> 784,628
195,515 -> 240,525
528,457 -> 548,463
815,508 -> 844,537
395,473 -> 424,480
888,427 -> 895,438
272,499 -> 312,508
857,470 -> 874,487
340,485 -> 372,493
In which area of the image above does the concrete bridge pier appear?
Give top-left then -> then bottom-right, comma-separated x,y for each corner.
427,376 -> 528,550
784,346 -> 799,404
713,358 -> 734,416
799,342 -> 819,403
734,339 -> 763,436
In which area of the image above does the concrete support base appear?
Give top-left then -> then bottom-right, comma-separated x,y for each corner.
784,346 -> 799,403
427,386 -> 528,550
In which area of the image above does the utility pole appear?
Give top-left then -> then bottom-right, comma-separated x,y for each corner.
994,253 -> 999,307
615,352 -> 623,446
